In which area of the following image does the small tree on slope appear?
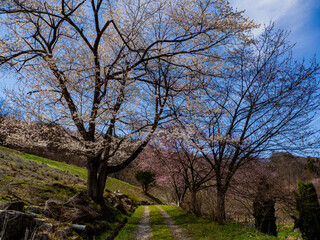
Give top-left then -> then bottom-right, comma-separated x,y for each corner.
135,170 -> 155,194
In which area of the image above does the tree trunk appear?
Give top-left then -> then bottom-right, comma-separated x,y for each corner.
86,157 -> 115,220
191,189 -> 200,216
178,189 -> 186,207
86,157 -> 106,204
216,188 -> 226,224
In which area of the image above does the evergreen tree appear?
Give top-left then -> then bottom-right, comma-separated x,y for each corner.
253,178 -> 277,236
294,180 -> 320,240
135,170 -> 156,194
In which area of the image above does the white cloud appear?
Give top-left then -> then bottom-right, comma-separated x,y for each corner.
230,0 -> 313,34
231,0 -> 299,24
229,0 -> 320,59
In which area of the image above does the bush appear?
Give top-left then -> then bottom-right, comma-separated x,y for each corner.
135,170 -> 155,194
253,178 -> 277,236
294,180 -> 320,240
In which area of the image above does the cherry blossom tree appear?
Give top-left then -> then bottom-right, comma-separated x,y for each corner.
0,0 -> 254,204
135,144 -> 188,205
137,126 -> 214,215
176,26 -> 320,224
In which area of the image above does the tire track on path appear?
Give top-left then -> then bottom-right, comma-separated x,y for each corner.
134,206 -> 152,240
156,206 -> 189,240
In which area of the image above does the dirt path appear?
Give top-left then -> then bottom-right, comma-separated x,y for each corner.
134,206 -> 152,240
156,206 -> 189,240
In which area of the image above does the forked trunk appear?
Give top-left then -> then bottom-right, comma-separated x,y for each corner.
86,157 -> 107,204
86,158 -> 114,220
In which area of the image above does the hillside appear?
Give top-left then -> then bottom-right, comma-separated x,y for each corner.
0,146 -> 305,240
0,145 -> 160,204
0,145 -> 160,239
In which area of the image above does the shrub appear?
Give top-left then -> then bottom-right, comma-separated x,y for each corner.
253,178 -> 277,236
294,180 -> 320,240
135,170 -> 155,194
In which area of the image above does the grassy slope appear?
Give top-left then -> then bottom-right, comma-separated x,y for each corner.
0,146 -> 86,205
0,146 -> 299,239
0,145 -> 158,204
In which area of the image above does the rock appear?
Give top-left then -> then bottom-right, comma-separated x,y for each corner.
44,199 -> 64,220
61,203 -> 101,223
0,201 -> 25,211
26,206 -> 43,214
66,192 -> 90,206
44,194 -> 101,223
122,198 -> 133,212
38,233 -> 50,240
55,227 -> 73,239
0,210 -> 41,240
139,201 -> 149,205
115,193 -> 129,199
105,191 -> 133,213
39,222 -> 55,232
114,203 -> 127,214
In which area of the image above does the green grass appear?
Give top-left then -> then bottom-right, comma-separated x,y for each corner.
149,205 -> 175,240
114,206 -> 146,240
22,150 -> 161,204
0,145 -> 158,203
277,223 -> 300,239
95,211 -> 128,240
0,148 -> 86,205
160,205 -> 299,240
24,153 -> 88,179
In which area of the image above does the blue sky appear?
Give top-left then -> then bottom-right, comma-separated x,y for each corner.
231,0 -> 320,60
1,1 -> 320,93
230,0 -> 320,128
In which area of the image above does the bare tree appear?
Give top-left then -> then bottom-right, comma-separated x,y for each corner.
177,25 -> 320,224
0,0 -> 253,204
160,129 -> 214,216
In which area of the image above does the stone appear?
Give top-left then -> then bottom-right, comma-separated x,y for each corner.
0,210 -> 41,240
43,194 -> 102,223
26,206 -> 43,214
65,192 -> 90,206
44,199 -> 64,220
48,193 -> 102,223
114,203 -> 127,214
115,193 -> 129,199
62,204 -> 101,223
139,201 -> 149,205
0,201 -> 25,211
122,198 -> 133,212
39,222 -> 55,232
38,233 -> 50,240
55,227 -> 73,239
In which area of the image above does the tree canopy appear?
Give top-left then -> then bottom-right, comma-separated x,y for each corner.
0,0 -> 254,203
